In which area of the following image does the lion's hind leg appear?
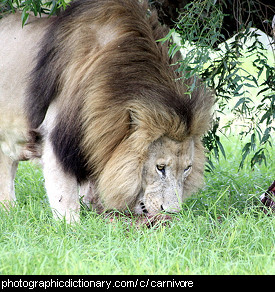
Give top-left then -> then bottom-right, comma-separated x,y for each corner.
0,149 -> 18,210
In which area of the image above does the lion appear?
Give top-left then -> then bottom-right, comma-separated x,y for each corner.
0,0 -> 214,223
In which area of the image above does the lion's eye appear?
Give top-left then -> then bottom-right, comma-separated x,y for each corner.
156,164 -> 165,171
156,164 -> 166,176
184,165 -> 192,173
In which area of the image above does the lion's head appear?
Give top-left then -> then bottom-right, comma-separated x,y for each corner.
135,136 -> 194,214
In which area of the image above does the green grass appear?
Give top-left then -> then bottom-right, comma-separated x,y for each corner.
0,136 -> 274,275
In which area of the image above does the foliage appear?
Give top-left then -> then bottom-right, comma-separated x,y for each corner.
0,0 -> 69,24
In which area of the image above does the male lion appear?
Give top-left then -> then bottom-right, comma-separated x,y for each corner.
0,0 -> 214,223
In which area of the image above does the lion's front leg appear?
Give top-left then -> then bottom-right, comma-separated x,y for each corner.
0,149 -> 18,209
42,139 -> 80,223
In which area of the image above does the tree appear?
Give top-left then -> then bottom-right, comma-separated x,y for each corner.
1,0 -> 274,169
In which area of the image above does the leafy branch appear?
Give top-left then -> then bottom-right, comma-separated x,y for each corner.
0,0 -> 69,25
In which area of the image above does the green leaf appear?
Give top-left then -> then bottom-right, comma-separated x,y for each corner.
260,127 -> 271,144
157,29 -> 174,44
21,7 -> 29,27
233,98 -> 246,109
216,139 -> 226,159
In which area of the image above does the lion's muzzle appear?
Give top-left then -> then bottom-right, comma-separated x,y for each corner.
137,182 -> 183,215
